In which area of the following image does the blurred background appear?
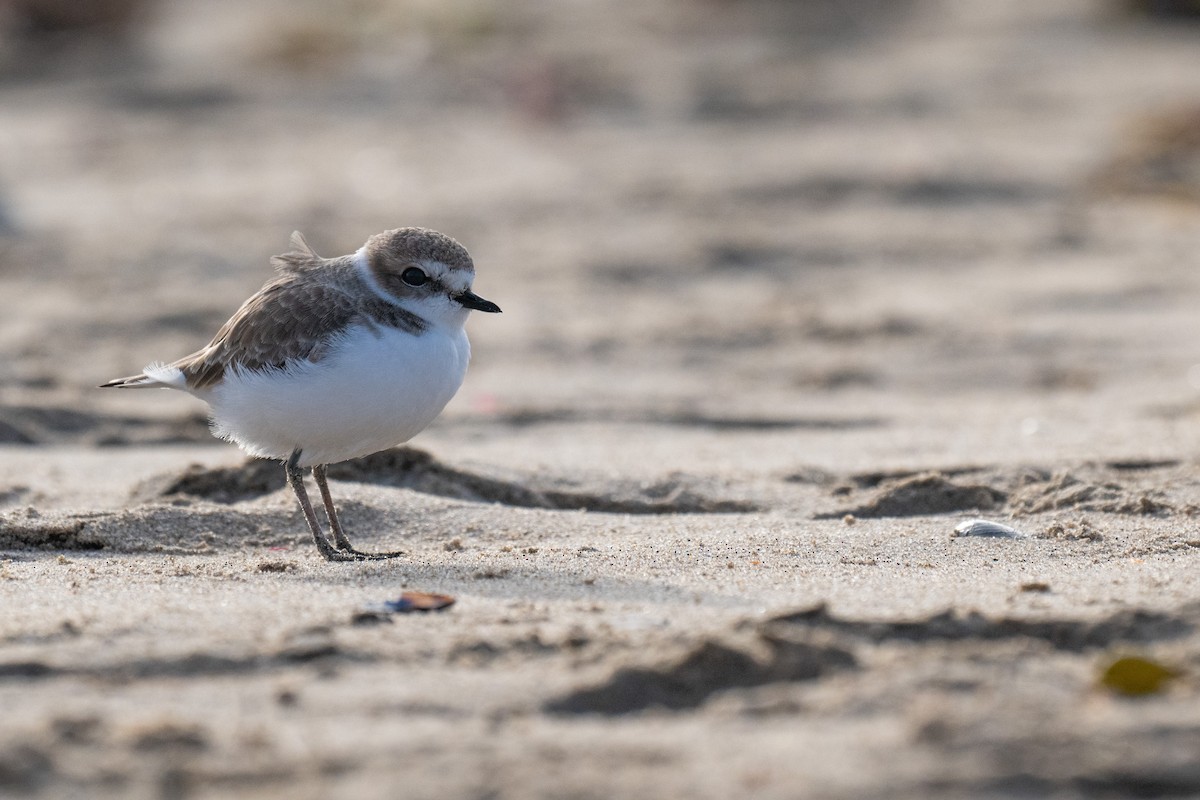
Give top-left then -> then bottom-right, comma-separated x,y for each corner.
3,0 -> 1200,462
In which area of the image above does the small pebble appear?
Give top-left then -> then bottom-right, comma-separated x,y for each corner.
952,519 -> 1028,539
360,591 -> 456,615
1099,655 -> 1181,697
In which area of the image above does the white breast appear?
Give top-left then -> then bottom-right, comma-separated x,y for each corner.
207,324 -> 471,467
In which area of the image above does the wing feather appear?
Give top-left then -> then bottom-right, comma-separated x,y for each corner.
270,230 -> 324,273
174,276 -> 360,390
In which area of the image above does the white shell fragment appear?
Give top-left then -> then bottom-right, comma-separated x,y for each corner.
952,518 -> 1029,539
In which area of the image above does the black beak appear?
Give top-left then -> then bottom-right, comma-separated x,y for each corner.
455,290 -> 501,313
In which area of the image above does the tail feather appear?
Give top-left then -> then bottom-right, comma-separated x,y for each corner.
99,362 -> 188,390
99,373 -> 161,389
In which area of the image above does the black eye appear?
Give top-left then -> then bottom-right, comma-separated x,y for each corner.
400,267 -> 428,287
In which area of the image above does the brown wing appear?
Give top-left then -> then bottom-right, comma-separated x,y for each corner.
174,275 -> 361,390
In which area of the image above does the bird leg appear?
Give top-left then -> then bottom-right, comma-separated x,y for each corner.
282,451 -> 386,562
284,452 -> 349,561
312,463 -> 357,552
312,462 -> 405,560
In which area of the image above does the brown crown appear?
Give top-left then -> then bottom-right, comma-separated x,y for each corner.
365,228 -> 474,273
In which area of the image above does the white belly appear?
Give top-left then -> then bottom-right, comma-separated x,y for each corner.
207,324 -> 470,466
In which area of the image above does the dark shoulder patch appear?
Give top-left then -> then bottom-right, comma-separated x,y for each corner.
360,297 -> 429,335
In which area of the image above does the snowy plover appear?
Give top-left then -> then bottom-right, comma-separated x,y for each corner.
102,228 -> 500,561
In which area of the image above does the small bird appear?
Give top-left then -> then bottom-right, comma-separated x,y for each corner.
102,228 -> 500,561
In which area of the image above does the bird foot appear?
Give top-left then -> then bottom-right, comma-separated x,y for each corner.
329,546 -> 406,562
315,538 -> 405,562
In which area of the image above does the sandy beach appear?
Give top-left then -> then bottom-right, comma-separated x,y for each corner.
3,1 -> 1200,797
